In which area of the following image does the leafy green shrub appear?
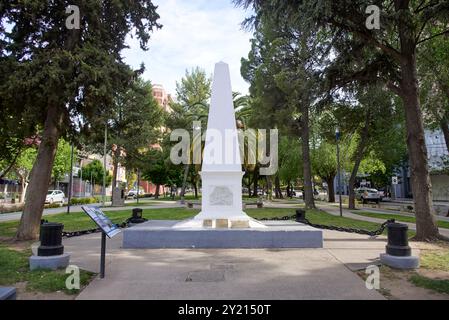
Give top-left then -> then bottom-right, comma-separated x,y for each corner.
93,196 -> 111,203
44,203 -> 62,209
0,204 -> 24,214
69,197 -> 97,205
137,193 -> 152,198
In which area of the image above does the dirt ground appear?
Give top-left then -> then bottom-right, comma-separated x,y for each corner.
14,282 -> 76,300
357,241 -> 449,300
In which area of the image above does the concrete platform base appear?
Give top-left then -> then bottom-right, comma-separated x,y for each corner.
380,253 -> 419,269
122,220 -> 323,249
29,253 -> 70,271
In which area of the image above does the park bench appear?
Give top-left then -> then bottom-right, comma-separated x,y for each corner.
243,201 -> 263,208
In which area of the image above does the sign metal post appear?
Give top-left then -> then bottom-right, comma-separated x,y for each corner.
81,206 -> 121,279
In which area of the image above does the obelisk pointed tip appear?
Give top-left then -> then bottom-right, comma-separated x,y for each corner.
215,61 -> 229,70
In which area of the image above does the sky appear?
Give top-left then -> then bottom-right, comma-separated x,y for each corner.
122,0 -> 254,98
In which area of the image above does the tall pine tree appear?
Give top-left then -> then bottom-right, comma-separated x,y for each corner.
1,1 -> 161,240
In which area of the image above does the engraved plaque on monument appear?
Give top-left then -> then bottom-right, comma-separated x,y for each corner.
209,186 -> 233,206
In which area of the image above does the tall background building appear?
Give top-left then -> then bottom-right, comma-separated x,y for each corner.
135,84 -> 174,196
152,84 -> 173,113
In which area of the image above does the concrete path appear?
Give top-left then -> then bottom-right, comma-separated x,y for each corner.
317,204 -> 449,238
349,206 -> 449,222
64,227 -> 390,300
0,201 -> 182,222
324,200 -> 449,217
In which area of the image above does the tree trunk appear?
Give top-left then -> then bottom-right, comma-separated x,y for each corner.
244,172 -> 253,197
396,13 -> 439,239
274,175 -> 283,199
20,179 -> 28,204
266,176 -> 272,201
326,175 -> 336,203
16,104 -> 63,240
193,181 -> 198,199
440,115 -> 449,153
180,164 -> 190,203
439,85 -> 449,152
111,147 -> 120,203
300,104 -> 315,209
252,169 -> 258,198
247,179 -> 252,197
401,67 -> 439,239
155,184 -> 160,199
348,111 -> 371,209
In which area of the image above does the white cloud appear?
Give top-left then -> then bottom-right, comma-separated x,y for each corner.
122,0 -> 253,97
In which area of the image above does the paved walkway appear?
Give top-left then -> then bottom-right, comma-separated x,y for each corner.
0,201 -> 183,222
62,228 -> 389,300
317,204 -> 449,238
351,206 -> 449,222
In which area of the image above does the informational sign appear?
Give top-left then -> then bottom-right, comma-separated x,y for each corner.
392,176 -> 398,185
82,206 -> 121,238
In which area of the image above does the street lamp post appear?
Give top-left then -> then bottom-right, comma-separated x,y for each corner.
80,158 -> 83,197
336,128 -> 343,217
103,124 -> 107,206
67,143 -> 74,214
90,171 -> 93,196
137,169 -> 140,205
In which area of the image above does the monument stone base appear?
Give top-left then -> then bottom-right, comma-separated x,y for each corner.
122,220 -> 323,249
29,253 -> 71,271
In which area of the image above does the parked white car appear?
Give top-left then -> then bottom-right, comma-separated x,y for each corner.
355,188 -> 381,204
45,190 -> 65,204
127,188 -> 145,199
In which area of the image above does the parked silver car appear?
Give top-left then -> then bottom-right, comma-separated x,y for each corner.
355,188 -> 381,204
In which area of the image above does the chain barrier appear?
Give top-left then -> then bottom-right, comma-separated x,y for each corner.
61,221 -> 130,238
56,214 -> 394,238
258,215 -> 395,236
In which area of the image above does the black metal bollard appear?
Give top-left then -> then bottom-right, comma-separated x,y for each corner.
296,209 -> 306,223
38,223 -> 64,256
132,208 -> 143,219
129,208 -> 145,223
385,222 -> 411,256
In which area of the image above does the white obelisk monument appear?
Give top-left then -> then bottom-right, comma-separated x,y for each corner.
174,62 -> 265,229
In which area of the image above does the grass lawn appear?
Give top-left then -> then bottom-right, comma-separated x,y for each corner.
420,246 -> 449,272
123,201 -> 157,207
0,245 -> 95,295
409,274 -> 449,294
408,245 -> 449,294
351,211 -> 449,229
0,207 -> 388,239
